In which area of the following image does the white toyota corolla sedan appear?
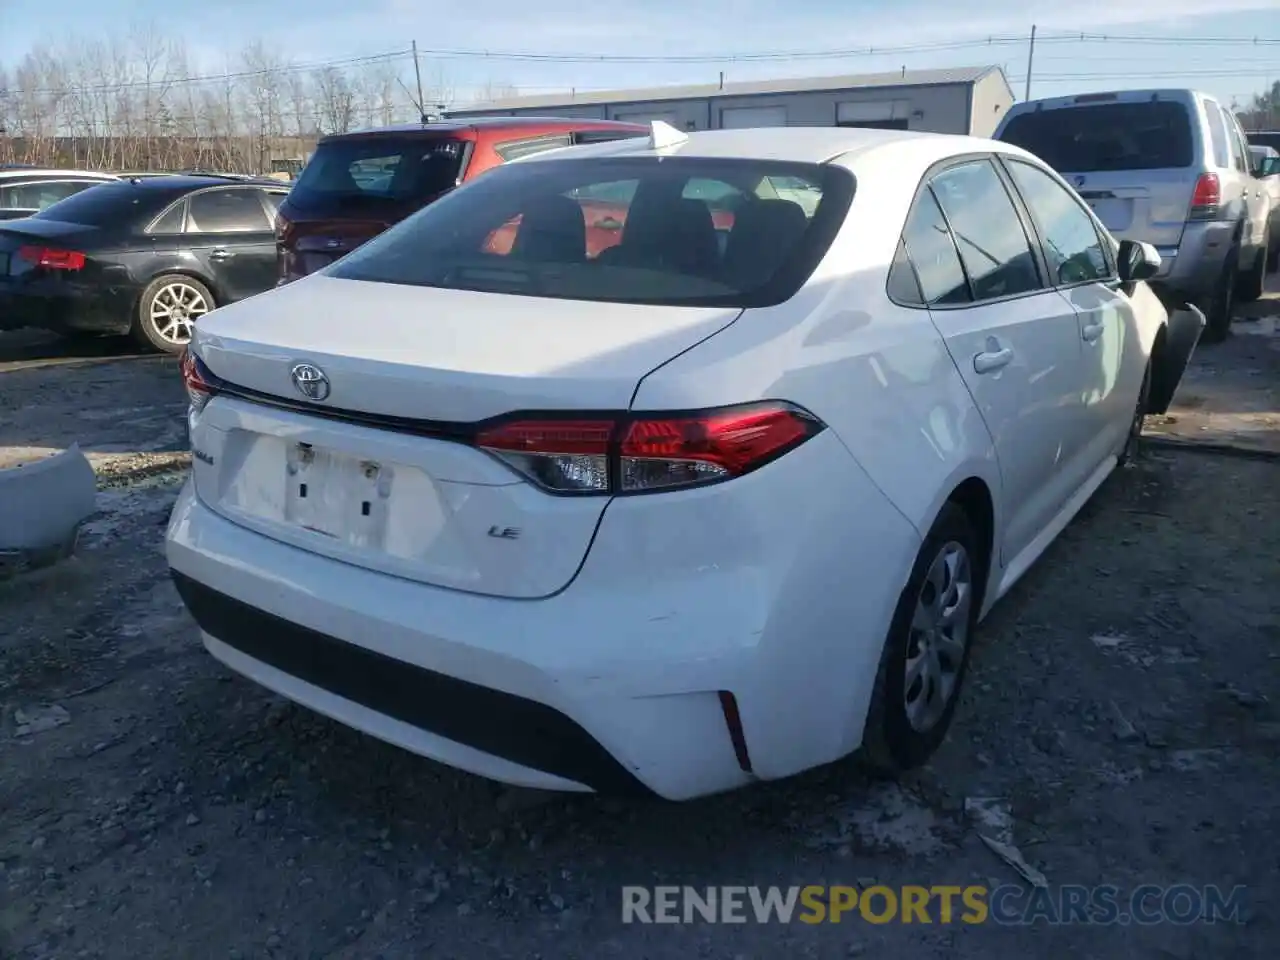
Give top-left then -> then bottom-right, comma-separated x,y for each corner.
165,123 -> 1203,801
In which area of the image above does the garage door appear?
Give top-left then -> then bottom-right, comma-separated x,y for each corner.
836,100 -> 912,127
719,106 -> 788,129
612,109 -> 682,125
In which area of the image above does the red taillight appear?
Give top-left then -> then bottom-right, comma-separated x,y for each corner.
17,245 -> 85,270
475,419 -> 614,493
1189,173 -> 1220,220
180,349 -> 222,412
475,402 -> 823,495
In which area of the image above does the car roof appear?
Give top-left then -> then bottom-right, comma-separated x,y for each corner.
515,126 -> 1026,168
0,168 -> 119,180
1002,89 -> 1211,116
114,174 -> 285,191
319,116 -> 647,142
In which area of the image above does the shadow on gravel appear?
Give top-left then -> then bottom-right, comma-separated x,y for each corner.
0,330 -> 153,370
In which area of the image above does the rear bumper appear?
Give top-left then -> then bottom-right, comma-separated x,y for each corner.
172,571 -> 653,795
0,282 -> 133,334
1150,220 -> 1235,302
164,429 -> 919,800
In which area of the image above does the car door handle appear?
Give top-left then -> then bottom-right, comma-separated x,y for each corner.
209,248 -> 234,261
973,347 -> 1013,374
1082,320 -> 1105,342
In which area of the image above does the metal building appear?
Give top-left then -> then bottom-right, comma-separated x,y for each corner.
445,65 -> 1015,138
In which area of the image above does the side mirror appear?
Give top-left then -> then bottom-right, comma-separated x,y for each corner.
1117,239 -> 1160,283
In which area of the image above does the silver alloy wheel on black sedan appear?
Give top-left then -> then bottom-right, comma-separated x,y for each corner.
134,274 -> 215,354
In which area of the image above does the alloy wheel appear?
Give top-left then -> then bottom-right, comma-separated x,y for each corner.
149,282 -> 210,346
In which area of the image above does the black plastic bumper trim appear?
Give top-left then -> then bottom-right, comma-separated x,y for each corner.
170,572 -> 654,797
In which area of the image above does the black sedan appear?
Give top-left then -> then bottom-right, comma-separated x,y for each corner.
0,175 -> 290,353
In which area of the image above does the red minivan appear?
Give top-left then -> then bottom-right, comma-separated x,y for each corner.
274,117 -> 649,283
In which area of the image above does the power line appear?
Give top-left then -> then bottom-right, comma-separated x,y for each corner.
3,30 -> 1279,99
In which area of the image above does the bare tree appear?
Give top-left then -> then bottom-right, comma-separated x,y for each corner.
0,31 -> 438,170
313,65 -> 356,135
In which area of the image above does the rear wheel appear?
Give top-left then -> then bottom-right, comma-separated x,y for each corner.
861,503 -> 980,774
1238,243 -> 1266,303
132,275 -> 214,354
1199,245 -> 1237,344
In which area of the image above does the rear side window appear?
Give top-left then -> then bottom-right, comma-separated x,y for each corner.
148,201 -> 186,234
897,188 -> 970,305
998,101 -> 1194,173
1204,103 -> 1230,168
291,137 -> 466,204
327,156 -> 854,309
929,160 -> 1041,301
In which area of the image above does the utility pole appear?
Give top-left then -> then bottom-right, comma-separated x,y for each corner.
1024,25 -> 1036,101
412,41 -> 427,123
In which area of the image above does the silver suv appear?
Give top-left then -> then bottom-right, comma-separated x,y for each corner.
994,90 -> 1271,341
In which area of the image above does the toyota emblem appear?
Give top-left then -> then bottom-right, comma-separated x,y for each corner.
290,362 -> 331,401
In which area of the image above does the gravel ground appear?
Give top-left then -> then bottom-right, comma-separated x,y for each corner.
1,324 -> 1278,960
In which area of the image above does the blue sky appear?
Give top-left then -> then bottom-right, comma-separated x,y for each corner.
1,0 -> 1278,109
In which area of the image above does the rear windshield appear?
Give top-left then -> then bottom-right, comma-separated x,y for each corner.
290,137 -> 466,207
999,101 -> 1194,173
1248,132 -> 1280,152
32,181 -> 168,226
326,156 -> 854,309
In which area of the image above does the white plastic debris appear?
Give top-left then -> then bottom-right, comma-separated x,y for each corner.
14,704 -> 71,737
1091,633 -> 1130,648
965,797 -> 1048,889
0,445 -> 96,566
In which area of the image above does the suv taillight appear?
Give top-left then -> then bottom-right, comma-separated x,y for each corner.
1188,173 -> 1221,220
475,402 -> 824,495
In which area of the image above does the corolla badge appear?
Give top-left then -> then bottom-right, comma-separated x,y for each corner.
290,362 -> 331,401
325,239 -> 342,249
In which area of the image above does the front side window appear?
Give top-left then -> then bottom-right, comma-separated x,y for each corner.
1005,159 -> 1111,285
327,156 -> 853,308
186,189 -> 271,233
929,160 -> 1042,301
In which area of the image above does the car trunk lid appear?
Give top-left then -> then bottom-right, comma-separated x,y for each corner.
188,274 -> 742,598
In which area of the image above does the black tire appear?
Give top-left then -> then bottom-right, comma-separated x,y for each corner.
861,503 -> 982,774
132,275 -> 215,354
1237,245 -> 1266,304
1118,357 -> 1152,467
1199,246 -> 1237,344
